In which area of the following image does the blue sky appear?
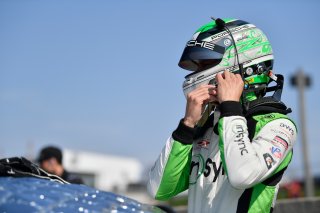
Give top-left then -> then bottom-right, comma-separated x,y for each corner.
0,0 -> 319,179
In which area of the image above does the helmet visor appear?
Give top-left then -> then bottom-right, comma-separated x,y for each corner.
178,44 -> 225,72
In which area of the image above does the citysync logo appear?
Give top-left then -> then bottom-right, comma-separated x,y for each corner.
189,154 -> 225,184
233,125 -> 249,156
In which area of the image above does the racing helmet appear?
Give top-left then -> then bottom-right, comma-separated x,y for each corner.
179,18 -> 279,102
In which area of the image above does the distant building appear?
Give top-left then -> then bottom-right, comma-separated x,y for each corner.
62,149 -> 143,194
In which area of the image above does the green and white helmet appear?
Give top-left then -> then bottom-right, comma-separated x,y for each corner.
180,18 -> 277,101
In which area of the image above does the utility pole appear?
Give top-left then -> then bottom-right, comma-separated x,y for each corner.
290,68 -> 314,197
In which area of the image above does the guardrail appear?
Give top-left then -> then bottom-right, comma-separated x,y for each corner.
173,197 -> 320,213
274,197 -> 320,213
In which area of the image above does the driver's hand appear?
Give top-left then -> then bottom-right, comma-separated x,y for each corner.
216,70 -> 244,103
183,84 -> 217,128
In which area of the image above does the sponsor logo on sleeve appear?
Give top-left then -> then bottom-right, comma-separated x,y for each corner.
280,123 -> 295,136
272,135 -> 289,150
270,146 -> 282,159
263,114 -> 276,119
271,129 -> 292,141
263,153 -> 275,170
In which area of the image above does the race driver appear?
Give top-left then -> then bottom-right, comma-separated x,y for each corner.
147,17 -> 297,213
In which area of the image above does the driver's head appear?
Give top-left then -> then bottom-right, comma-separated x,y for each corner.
179,18 -> 275,102
38,146 -> 63,174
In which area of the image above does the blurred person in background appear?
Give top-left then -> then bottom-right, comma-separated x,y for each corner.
38,146 -> 83,184
148,17 -> 297,212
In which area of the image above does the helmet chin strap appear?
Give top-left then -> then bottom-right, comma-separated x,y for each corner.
239,64 -> 246,107
197,103 -> 215,127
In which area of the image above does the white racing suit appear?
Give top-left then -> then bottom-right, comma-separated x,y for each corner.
148,101 -> 297,213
